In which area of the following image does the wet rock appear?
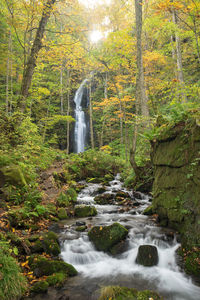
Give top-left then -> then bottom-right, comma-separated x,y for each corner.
110,240 -> 129,255
136,245 -> 159,267
143,205 -> 154,215
132,201 -> 140,207
132,191 -> 143,199
74,205 -> 97,217
76,221 -> 86,226
88,222 -> 128,253
97,186 -> 107,194
94,193 -> 114,205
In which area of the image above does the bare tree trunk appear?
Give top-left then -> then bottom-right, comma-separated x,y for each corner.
100,73 -> 108,148
89,81 -> 94,149
19,0 -> 56,111
60,63 -> 64,114
172,9 -> 187,102
6,31 -> 11,114
10,32 -> 13,113
66,70 -> 70,154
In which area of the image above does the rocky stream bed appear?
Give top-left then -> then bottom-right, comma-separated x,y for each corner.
28,175 -> 200,300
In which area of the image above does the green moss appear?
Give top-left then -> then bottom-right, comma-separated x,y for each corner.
65,187 -> 77,203
88,223 -> 128,253
74,205 -> 97,217
0,165 -> 27,186
57,208 -> 68,220
98,286 -> 163,300
43,231 -> 60,256
75,225 -> 87,232
143,205 -> 154,216
28,256 -> 77,277
31,281 -> 49,293
46,272 -> 67,287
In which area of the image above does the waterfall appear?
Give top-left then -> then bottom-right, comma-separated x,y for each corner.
74,79 -> 88,153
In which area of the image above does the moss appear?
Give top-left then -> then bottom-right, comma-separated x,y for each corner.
88,223 -> 128,253
98,286 -> 163,300
31,281 -> 49,293
143,205 -> 154,216
31,239 -> 44,253
0,165 -> 27,186
57,208 -> 68,220
65,187 -> 77,203
46,272 -> 67,287
75,225 -> 87,232
28,255 -> 78,277
43,231 -> 60,256
74,205 -> 97,217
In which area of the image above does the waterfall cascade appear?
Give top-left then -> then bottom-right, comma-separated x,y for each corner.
74,79 -> 88,153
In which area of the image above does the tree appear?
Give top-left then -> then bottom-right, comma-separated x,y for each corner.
19,0 -> 56,112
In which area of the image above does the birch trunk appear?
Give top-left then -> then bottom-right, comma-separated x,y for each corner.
89,82 -> 94,149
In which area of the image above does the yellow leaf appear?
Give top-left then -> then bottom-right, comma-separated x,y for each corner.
100,226 -> 103,231
12,228 -> 15,232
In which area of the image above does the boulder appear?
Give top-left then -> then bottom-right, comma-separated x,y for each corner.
136,245 -> 159,267
0,165 -> 27,186
28,255 -> 77,278
57,208 -> 68,220
74,205 -> 97,217
88,222 -> 128,253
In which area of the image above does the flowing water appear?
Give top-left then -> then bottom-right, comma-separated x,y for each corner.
60,175 -> 200,300
74,79 -> 88,153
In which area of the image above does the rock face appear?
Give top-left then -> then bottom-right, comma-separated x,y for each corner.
151,120 -> 200,246
88,222 -> 128,253
136,245 -> 159,267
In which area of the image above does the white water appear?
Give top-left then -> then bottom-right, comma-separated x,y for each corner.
61,176 -> 200,300
74,79 -> 88,153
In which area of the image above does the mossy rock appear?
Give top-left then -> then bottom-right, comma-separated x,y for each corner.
75,225 -> 87,232
43,231 -> 60,256
65,187 -> 77,203
143,205 -> 154,216
46,272 -> 67,287
0,165 -> 27,187
31,239 -> 44,253
136,245 -> 159,267
31,281 -> 49,293
98,285 -> 163,300
8,210 -> 27,229
74,205 -> 97,217
88,222 -> 128,253
57,208 -> 68,220
28,234 -> 40,242
28,255 -> 78,278
180,247 -> 200,276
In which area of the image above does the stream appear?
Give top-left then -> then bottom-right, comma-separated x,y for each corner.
59,175 -> 200,300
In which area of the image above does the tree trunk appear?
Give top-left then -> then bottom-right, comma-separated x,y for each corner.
66,70 -> 70,154
130,0 -> 149,174
60,63 -> 64,114
89,81 -> 94,149
172,9 -> 187,102
19,0 -> 56,112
